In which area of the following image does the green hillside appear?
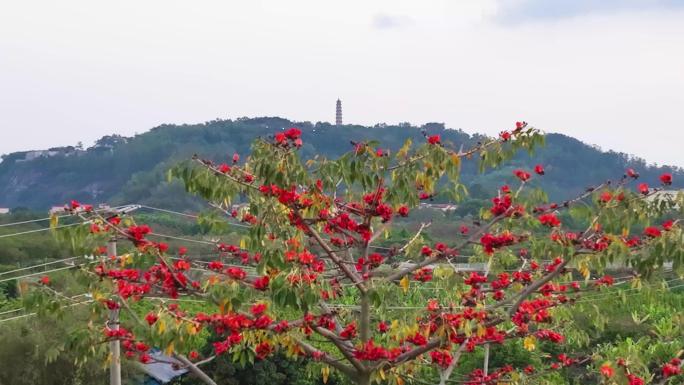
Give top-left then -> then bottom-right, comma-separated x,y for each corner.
0,117 -> 680,210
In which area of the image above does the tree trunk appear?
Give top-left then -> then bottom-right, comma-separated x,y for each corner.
359,294 -> 371,342
356,371 -> 371,385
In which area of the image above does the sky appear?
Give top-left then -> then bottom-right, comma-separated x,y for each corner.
1,0 -> 684,166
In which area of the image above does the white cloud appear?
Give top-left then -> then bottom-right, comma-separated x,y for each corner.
0,0 -> 682,166
372,13 -> 414,29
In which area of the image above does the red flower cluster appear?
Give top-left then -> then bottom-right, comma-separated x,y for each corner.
464,272 -> 488,288
427,135 -> 441,145
430,350 -> 452,368
662,358 -> 682,378
353,340 -> 402,361
490,194 -> 512,216
127,225 -> 151,243
464,366 -> 513,385
406,332 -> 427,346
145,312 -> 158,326
644,226 -> 662,238
340,322 -> 357,339
514,169 -> 531,182
538,213 -> 561,227
660,172 -> 673,185
600,364 -> 614,378
413,267 -> 433,282
255,342 -> 272,359
253,275 -> 270,291
275,127 -> 303,148
480,232 -> 516,254
213,333 -> 243,355
627,374 -> 644,385
535,329 -> 564,343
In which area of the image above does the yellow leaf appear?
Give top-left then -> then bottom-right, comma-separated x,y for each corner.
579,260 -> 590,281
477,324 -> 486,338
240,237 -> 247,249
391,320 -> 399,330
157,319 -> 167,334
450,153 -> 461,167
50,214 -> 59,228
164,342 -> 174,356
186,323 -> 198,335
400,276 -> 410,294
379,368 -> 386,380
395,375 -> 405,385
523,336 -> 536,351
397,138 -> 412,158
321,366 -> 330,384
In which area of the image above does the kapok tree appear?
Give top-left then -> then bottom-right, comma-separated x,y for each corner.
31,123 -> 684,385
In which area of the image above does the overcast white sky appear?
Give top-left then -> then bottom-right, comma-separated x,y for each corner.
1,0 -> 683,166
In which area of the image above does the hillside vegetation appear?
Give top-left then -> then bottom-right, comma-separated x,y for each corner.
1,117 -> 680,210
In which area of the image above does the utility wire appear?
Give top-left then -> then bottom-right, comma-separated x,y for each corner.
0,256 -> 81,276
0,204 -> 131,229
0,222 -> 88,239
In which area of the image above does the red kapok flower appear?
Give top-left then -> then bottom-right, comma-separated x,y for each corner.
39,276 -> 50,285
638,183 -> 649,195
599,191 -> 612,203
145,312 -> 158,326
253,275 -> 270,291
427,135 -> 441,145
251,303 -> 267,316
660,173 -> 673,185
514,169 -> 531,182
662,359 -> 682,377
377,321 -> 389,333
538,213 -> 561,227
644,226 -> 662,238
534,164 -> 545,175
397,205 -> 409,217
627,374 -> 644,385
600,364 -> 614,378
627,168 -> 639,178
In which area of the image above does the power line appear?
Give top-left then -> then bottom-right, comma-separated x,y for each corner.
0,222 -> 87,239
0,262 -> 93,284
0,256 -> 81,276
138,205 -> 201,220
0,204 -> 131,229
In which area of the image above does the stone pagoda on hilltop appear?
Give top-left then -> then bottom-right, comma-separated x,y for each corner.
335,99 -> 343,126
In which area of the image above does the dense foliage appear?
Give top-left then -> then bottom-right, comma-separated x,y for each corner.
14,123 -> 684,385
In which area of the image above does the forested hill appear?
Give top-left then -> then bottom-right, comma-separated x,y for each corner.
0,117 -> 681,210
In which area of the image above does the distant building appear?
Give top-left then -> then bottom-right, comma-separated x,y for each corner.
418,203 -> 457,212
49,206 -> 67,215
0,208 -> 9,214
336,99 -> 343,126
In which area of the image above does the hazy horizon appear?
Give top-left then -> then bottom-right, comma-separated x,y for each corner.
2,0 -> 683,166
